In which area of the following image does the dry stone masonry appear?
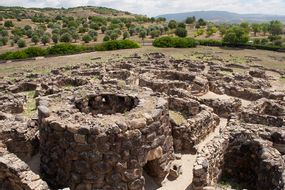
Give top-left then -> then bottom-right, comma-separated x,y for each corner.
38,85 -> 174,189
0,52 -> 285,190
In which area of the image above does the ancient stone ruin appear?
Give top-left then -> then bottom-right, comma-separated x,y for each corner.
38,85 -> 174,189
0,52 -> 284,190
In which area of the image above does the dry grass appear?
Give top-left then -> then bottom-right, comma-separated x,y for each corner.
0,46 -> 285,78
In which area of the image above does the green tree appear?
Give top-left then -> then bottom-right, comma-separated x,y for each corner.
101,26 -> 107,34
0,29 -> 8,37
175,27 -> 187,37
4,20 -> 14,28
90,23 -> 100,30
240,22 -> 250,32
72,33 -> 80,42
82,34 -> 92,43
178,22 -> 186,28
223,26 -> 249,45
268,20 -> 283,36
41,35 -> 50,45
150,30 -> 160,38
197,18 -> 207,26
186,16 -> 196,24
123,31 -> 130,39
88,30 -> 98,38
110,32 -> 119,40
25,29 -> 33,38
206,26 -> 218,37
251,23 -> 260,36
79,27 -> 88,33
0,37 -> 8,45
31,35 -> 40,45
168,20 -> 177,29
24,25 -> 32,31
17,39 -> 26,48
103,35 -> 110,41
260,23 -> 269,36
52,34 -> 59,44
60,33 -> 72,43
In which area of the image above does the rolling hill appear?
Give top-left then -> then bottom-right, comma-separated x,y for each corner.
0,6 -> 139,19
156,11 -> 285,23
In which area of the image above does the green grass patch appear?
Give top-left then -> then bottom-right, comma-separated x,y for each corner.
23,90 -> 36,117
217,179 -> 245,190
169,110 -> 187,125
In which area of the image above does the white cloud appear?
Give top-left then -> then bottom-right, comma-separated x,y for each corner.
0,0 -> 285,16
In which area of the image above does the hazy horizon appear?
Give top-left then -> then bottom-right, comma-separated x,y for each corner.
1,0 -> 285,17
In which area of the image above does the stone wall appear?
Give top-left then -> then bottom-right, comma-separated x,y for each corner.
38,86 -> 174,190
192,118 -> 285,190
0,92 -> 26,114
241,98 -> 285,127
169,97 -> 219,153
200,98 -> 242,118
0,149 -> 49,190
0,114 -> 39,162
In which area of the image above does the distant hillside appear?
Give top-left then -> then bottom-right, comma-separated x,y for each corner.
0,6 -> 139,19
157,11 -> 285,23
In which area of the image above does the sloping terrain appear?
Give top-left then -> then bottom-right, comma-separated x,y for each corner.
157,10 -> 285,23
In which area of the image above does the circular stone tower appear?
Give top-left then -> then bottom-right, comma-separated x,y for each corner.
38,85 -> 174,190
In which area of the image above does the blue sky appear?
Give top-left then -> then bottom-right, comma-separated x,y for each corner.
1,0 -> 285,16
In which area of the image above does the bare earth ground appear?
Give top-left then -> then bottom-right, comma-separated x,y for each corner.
1,46 -> 285,78
1,45 -> 285,190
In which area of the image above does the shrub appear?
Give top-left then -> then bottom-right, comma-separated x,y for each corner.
150,30 -> 160,38
253,39 -> 261,45
261,38 -> 269,45
177,22 -> 186,28
0,40 -> 140,60
24,47 -> 47,57
90,23 -> 100,30
72,33 -> 80,42
47,43 -> 85,55
186,16 -> 196,24
268,35 -> 282,42
0,29 -> 8,37
32,35 -> 40,45
17,39 -> 26,48
88,30 -> 98,38
25,29 -> 33,38
41,35 -> 50,45
6,51 -> 28,59
153,36 -> 197,48
4,20 -> 14,28
52,34 -> 59,43
123,31 -> 130,39
60,33 -> 72,43
103,35 -> 110,42
139,29 -> 147,41
168,20 -> 177,29
110,33 -> 119,40
0,37 -> 8,45
0,47 -> 45,60
93,40 -> 140,51
223,26 -> 249,45
175,27 -> 187,37
195,28 -> 205,37
197,39 -> 223,46
273,40 -> 283,46
82,34 -> 92,43
101,26 -> 107,34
